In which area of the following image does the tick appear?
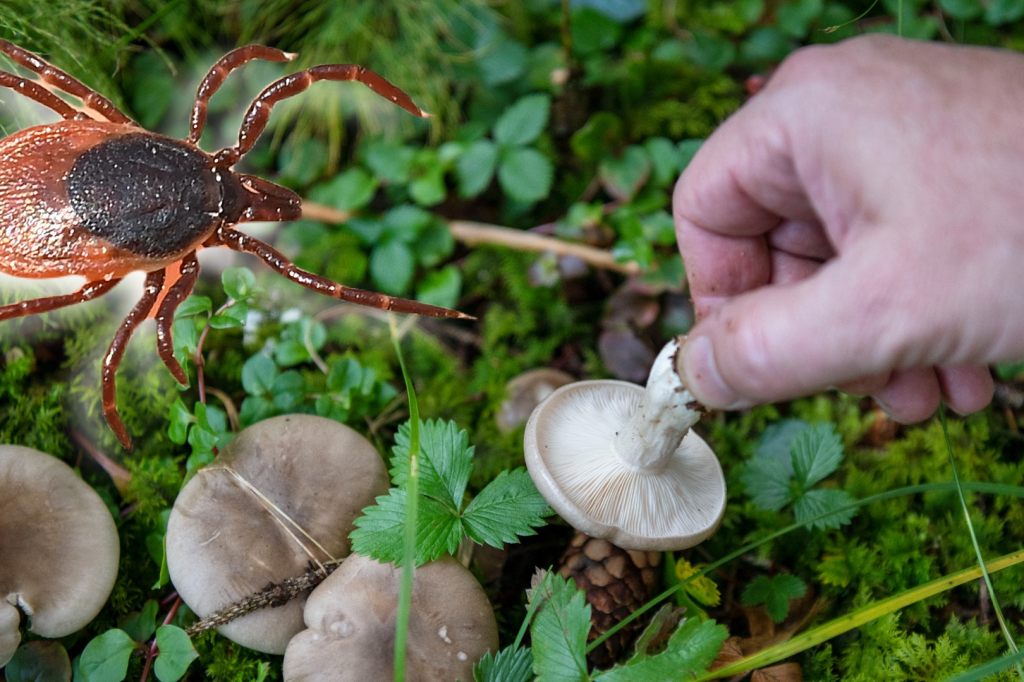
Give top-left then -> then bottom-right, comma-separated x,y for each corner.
0,40 -> 470,448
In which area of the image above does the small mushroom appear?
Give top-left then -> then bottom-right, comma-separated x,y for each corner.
166,415 -> 389,654
283,553 -> 498,681
496,368 -> 575,433
0,445 -> 120,667
524,337 -> 726,551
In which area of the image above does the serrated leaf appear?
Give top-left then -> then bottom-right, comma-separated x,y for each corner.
79,629 -> 137,682
457,140 -> 499,198
370,239 -> 415,295
478,35 -> 528,86
153,626 -> 197,682
741,454 -> 793,511
498,147 -> 553,204
791,422 -> 843,488
463,469 -> 551,547
740,574 -> 806,623
363,139 -> 416,184
596,618 -> 728,680
494,94 -> 551,146
390,419 -> 473,511
793,488 -> 857,530
474,646 -> 533,682
350,489 -> 460,565
530,573 -> 591,681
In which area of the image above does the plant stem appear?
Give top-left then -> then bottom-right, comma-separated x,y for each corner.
613,337 -> 701,470
300,201 -> 641,275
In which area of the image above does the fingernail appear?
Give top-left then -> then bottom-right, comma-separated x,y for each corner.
681,336 -> 750,409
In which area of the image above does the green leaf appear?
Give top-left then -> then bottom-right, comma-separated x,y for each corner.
409,164 -> 447,207
474,646 -> 533,682
777,0 -> 824,38
791,422 -> 843,488
119,600 -> 159,643
456,140 -> 499,198
363,139 -> 416,184
595,618 -> 728,680
742,453 -> 793,511
241,354 -> 278,396
167,399 -> 193,445
571,7 -> 623,55
370,239 -> 416,295
153,626 -> 198,682
207,301 -> 248,329
741,574 -> 807,623
391,419 -> 473,510
463,469 -> 551,547
682,30 -> 736,71
938,0 -> 983,19
309,168 -> 379,211
643,137 -> 681,187
986,0 -> 1024,23
174,295 -> 211,318
570,112 -> 624,163
530,572 -> 591,681
5,641 -> 72,682
599,146 -> 651,201
350,489 -> 461,565
494,94 -> 551,147
498,147 -> 553,204
793,488 -> 857,530
478,35 -> 528,86
78,629 -> 137,682
739,27 -> 794,66
221,267 -> 256,301
416,266 -> 462,310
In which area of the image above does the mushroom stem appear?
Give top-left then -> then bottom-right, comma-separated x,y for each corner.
612,337 -> 701,471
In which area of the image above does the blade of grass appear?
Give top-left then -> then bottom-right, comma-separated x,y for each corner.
938,406 -> 1022,677
390,314 -> 420,682
587,480 -> 1024,654
697,549 -> 1024,680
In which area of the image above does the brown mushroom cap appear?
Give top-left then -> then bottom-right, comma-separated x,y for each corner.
166,415 -> 388,655
0,445 -> 120,667
497,368 -> 575,433
283,554 -> 499,681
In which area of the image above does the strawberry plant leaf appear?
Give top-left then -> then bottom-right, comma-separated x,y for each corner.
794,488 -> 857,530
530,572 -> 590,681
463,468 -> 551,547
595,618 -> 728,680
474,646 -> 533,682
791,422 -> 843,488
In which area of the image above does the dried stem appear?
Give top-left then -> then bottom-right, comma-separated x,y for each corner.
300,201 -> 641,276
185,561 -> 342,637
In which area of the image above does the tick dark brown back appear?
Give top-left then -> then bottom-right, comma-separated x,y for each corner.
0,40 -> 471,449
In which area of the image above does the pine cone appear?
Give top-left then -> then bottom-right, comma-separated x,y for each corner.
558,531 -> 662,669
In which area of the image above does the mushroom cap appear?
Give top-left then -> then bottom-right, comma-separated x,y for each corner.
283,554 -> 498,681
0,445 -> 120,665
496,368 -> 574,433
524,380 -> 726,550
166,415 -> 388,654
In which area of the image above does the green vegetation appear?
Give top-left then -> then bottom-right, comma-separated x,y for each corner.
1,1 -> 1024,680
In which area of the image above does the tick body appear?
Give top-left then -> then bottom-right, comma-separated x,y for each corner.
0,40 -> 469,448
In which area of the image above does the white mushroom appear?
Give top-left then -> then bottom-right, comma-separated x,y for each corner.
0,445 -> 120,667
524,337 -> 726,550
166,415 -> 389,654
283,553 -> 498,681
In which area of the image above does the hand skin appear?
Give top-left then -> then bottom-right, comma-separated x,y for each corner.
674,34 -> 1024,422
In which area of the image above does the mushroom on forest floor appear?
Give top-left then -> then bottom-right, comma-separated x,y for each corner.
524,337 -> 726,551
166,415 -> 389,654
0,445 -> 120,667
283,553 -> 498,681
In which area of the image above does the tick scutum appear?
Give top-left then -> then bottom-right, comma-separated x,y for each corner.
66,133 -> 222,258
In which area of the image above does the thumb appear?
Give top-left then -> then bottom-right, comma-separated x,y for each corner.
679,258 -> 900,408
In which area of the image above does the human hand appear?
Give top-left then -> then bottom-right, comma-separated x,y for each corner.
674,34 -> 1024,422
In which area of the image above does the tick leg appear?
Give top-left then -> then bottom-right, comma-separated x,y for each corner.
103,270 -> 165,450
0,279 -> 121,321
0,69 -> 83,119
155,253 -> 200,386
215,227 -> 472,320
188,45 -> 296,144
0,39 -> 135,125
214,64 -> 429,167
